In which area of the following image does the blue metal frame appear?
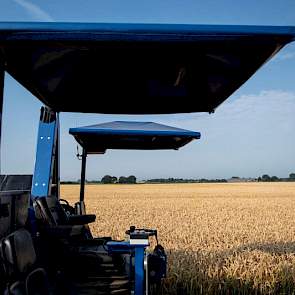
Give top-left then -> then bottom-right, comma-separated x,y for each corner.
31,107 -> 60,199
107,241 -> 148,295
0,56 -> 4,174
0,22 -> 294,41
134,246 -> 145,295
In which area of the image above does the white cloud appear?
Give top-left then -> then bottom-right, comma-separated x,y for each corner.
163,90 -> 295,178
279,52 -> 295,60
273,51 -> 295,61
13,0 -> 53,21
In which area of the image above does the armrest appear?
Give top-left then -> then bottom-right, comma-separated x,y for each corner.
67,214 -> 96,225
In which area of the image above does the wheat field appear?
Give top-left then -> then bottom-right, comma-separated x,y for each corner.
61,182 -> 295,294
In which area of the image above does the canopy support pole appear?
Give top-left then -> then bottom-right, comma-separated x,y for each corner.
79,148 -> 87,202
0,56 -> 4,174
51,112 -> 60,199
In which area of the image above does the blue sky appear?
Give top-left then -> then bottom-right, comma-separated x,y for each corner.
0,0 -> 295,180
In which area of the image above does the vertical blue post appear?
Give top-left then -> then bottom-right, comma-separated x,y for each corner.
0,55 -> 4,174
31,107 -> 58,198
106,241 -> 148,294
135,246 -> 145,295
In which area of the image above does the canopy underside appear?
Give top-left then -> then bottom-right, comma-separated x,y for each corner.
0,23 -> 294,114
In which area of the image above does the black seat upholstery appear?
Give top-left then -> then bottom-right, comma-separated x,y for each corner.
0,229 -> 50,295
33,196 -> 97,241
0,190 -> 31,294
34,196 -> 96,226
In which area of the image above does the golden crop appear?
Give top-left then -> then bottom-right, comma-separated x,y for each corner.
61,182 -> 295,294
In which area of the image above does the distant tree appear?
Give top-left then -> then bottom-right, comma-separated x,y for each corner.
101,175 -> 112,184
261,174 -> 271,182
232,176 -> 240,179
257,177 -> 262,182
127,175 -> 137,184
61,180 -> 79,184
289,173 -> 295,180
199,178 -> 209,183
101,175 -> 117,184
118,176 -> 137,184
271,176 -> 279,182
118,176 -> 127,184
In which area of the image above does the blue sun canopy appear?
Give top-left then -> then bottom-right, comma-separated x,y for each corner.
0,22 -> 294,114
69,121 -> 200,153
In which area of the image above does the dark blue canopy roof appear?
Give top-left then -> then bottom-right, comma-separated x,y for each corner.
69,121 -> 200,153
0,22 -> 294,114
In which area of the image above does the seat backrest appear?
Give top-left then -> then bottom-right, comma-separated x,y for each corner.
0,191 -> 30,294
1,229 -> 36,279
0,229 -> 50,295
34,196 -> 68,226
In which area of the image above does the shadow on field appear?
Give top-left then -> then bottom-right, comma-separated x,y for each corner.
222,241 -> 295,256
161,241 -> 295,295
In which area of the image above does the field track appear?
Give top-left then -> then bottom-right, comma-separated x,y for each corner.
61,183 -> 295,294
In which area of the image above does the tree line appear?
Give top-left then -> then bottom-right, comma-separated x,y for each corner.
101,175 -> 137,184
257,173 -> 295,182
61,173 -> 295,184
61,175 -> 137,184
145,178 -> 228,183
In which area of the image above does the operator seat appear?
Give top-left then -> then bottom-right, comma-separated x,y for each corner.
0,229 -> 50,295
34,196 -> 96,226
33,196 -> 131,294
33,195 -> 97,240
33,196 -> 122,271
